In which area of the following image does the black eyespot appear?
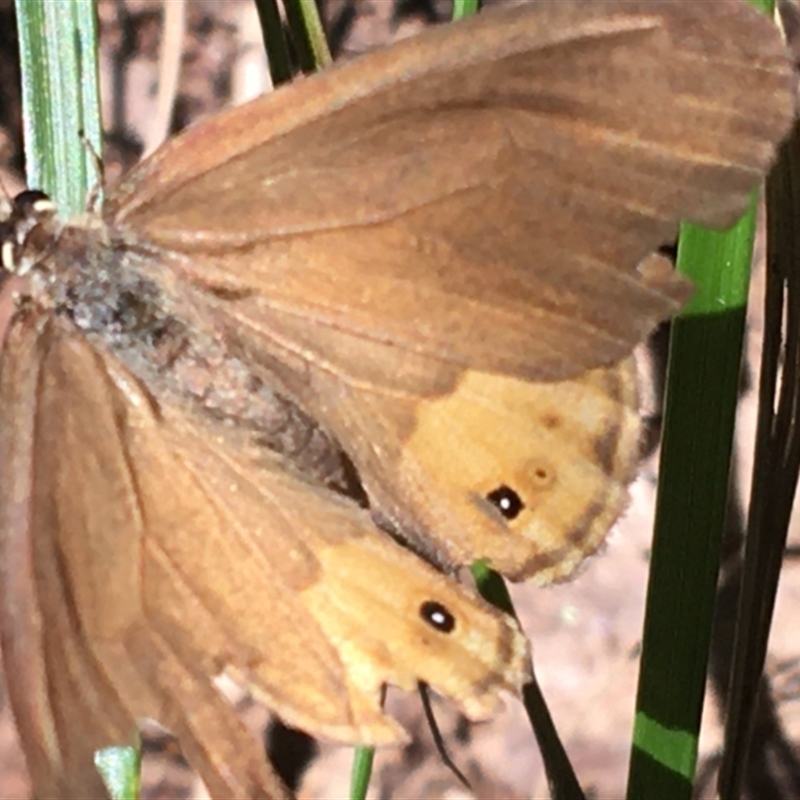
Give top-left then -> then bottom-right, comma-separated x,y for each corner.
420,601 -> 456,633
486,485 -> 524,520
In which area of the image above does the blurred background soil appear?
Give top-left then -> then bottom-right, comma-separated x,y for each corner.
0,1 -> 798,798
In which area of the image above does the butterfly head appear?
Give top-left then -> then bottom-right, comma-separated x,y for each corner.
0,190 -> 61,279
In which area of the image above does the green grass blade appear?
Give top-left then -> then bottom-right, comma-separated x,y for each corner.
452,0 -> 481,20
283,0 -> 332,73
14,2 -> 144,795
349,743 -> 375,800
252,0 -> 294,86
471,561 -> 584,799
14,0 -> 100,212
94,746 -> 142,800
627,208 -> 754,799
717,119 -> 800,800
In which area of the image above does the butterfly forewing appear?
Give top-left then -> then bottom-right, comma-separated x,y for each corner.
109,0 -> 793,383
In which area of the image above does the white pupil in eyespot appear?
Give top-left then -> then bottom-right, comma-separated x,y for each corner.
420,600 -> 456,633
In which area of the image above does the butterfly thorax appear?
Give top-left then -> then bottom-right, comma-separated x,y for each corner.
0,190 -> 350,489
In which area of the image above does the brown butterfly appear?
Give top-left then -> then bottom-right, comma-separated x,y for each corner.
0,0 -> 793,797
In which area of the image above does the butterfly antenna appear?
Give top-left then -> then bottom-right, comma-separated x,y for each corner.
78,129 -> 105,212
